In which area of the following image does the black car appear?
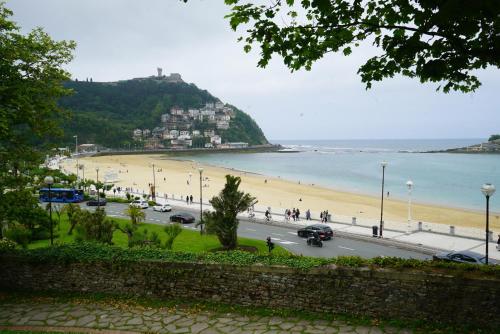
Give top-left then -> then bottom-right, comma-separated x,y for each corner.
169,212 -> 195,224
86,198 -> 107,206
297,224 -> 334,240
432,250 -> 498,265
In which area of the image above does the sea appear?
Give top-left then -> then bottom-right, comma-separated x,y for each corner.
176,139 -> 500,212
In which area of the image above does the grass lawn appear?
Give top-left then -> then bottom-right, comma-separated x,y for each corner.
28,211 -> 290,256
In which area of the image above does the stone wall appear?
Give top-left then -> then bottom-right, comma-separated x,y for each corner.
1,257 -> 498,328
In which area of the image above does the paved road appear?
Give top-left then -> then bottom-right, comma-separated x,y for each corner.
84,202 -> 430,260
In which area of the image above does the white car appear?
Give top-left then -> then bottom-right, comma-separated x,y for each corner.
130,200 -> 149,209
153,203 -> 172,212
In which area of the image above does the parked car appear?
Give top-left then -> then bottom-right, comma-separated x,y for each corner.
297,224 -> 334,240
169,212 -> 195,224
130,200 -> 149,209
153,203 -> 172,212
86,198 -> 107,206
432,250 -> 497,265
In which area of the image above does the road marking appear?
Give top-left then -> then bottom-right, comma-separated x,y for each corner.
287,232 -> 297,236
271,233 -> 283,237
338,246 -> 355,251
246,228 -> 257,232
279,241 -> 299,245
271,238 -> 282,241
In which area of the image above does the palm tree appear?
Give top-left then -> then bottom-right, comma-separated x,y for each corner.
200,175 -> 256,250
61,203 -> 81,235
125,205 -> 145,225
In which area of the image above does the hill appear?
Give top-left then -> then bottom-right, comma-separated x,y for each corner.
57,76 -> 268,149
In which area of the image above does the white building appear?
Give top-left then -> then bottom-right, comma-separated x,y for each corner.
204,143 -> 214,148
161,114 -> 170,122
192,130 -> 200,136
201,109 -> 215,116
133,129 -> 142,138
215,101 -> 224,109
210,135 -> 222,145
170,107 -> 184,115
188,109 -> 200,117
205,102 -> 215,109
179,130 -> 190,136
142,129 -> 151,137
216,121 -> 230,130
169,129 -> 179,138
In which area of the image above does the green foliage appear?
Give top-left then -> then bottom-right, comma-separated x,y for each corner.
222,0 -> 499,93
74,209 -> 115,244
125,205 -> 146,225
219,105 -> 267,145
488,134 -> 500,142
5,225 -> 31,249
0,190 -> 51,239
128,229 -> 161,248
0,237 -> 17,251
0,3 -> 75,197
56,79 -> 268,148
201,175 -> 256,250
164,223 -> 183,250
61,203 -> 81,235
3,243 -> 500,277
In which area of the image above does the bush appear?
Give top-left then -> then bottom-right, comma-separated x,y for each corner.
5,226 -> 31,249
164,223 -> 182,250
0,238 -> 17,252
129,229 -> 161,248
74,209 -> 115,244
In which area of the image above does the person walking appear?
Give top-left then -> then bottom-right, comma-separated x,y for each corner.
186,195 -> 189,205
266,236 -> 274,253
497,234 -> 500,251
306,209 -> 311,220
296,208 -> 300,221
190,194 -> 193,204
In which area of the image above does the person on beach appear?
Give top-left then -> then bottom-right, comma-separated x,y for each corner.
497,234 -> 500,251
306,209 -> 311,220
287,209 -> 291,221
292,208 -> 296,221
320,211 -> 323,222
186,195 -> 189,205
190,195 -> 193,204
265,209 -> 271,221
296,208 -> 300,221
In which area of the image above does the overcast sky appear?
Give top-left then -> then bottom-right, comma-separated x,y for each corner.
7,0 -> 500,141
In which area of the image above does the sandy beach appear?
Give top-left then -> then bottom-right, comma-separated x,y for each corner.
63,154 -> 500,233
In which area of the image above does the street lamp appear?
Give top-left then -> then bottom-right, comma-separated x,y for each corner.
151,163 -> 156,201
481,183 -> 495,265
199,167 -> 203,235
406,180 -> 414,234
73,135 -> 78,181
379,161 -> 388,237
96,167 -> 100,207
44,176 -> 54,246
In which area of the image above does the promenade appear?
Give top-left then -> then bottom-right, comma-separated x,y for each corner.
117,188 -> 500,260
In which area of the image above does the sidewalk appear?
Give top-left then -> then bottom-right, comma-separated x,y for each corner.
110,188 -> 500,260
0,298 -> 412,334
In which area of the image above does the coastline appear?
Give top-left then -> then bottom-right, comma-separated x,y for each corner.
62,154 -> 500,233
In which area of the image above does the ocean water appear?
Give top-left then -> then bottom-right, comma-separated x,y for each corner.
175,139 -> 500,212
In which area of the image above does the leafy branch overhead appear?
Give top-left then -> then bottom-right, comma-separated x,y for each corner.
217,0 -> 499,93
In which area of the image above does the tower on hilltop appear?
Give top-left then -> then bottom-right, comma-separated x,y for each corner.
157,67 -> 163,78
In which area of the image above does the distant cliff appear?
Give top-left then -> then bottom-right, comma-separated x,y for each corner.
428,137 -> 500,154
57,75 -> 268,148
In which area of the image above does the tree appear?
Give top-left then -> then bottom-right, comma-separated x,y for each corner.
61,203 -> 81,235
488,134 -> 500,142
125,205 -> 146,225
200,175 -> 256,250
222,0 -> 499,93
74,208 -> 115,244
164,223 -> 183,250
0,3 -> 75,195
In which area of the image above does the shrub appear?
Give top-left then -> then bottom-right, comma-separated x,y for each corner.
0,238 -> 17,252
5,225 -> 31,249
74,209 -> 115,244
129,229 -> 161,248
164,223 -> 182,250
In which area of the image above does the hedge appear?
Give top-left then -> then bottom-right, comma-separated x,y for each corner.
1,242 -> 500,276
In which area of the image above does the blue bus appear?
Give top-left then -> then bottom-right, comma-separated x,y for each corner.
39,188 -> 84,203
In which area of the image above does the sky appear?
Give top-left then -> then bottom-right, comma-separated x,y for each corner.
6,0 -> 500,141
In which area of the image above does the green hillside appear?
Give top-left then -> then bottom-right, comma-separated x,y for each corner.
57,78 -> 268,148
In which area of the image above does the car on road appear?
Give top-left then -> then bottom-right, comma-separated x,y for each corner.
432,250 -> 497,265
153,203 -> 172,212
86,198 -> 107,206
169,212 -> 195,224
130,200 -> 149,209
297,224 -> 334,240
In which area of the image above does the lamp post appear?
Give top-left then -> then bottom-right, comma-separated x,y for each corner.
481,183 -> 495,265
151,163 -> 156,201
80,164 -> 85,191
96,167 -> 100,207
73,135 -> 78,181
406,180 -> 414,234
199,168 -> 203,235
379,161 -> 388,237
44,176 -> 54,246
